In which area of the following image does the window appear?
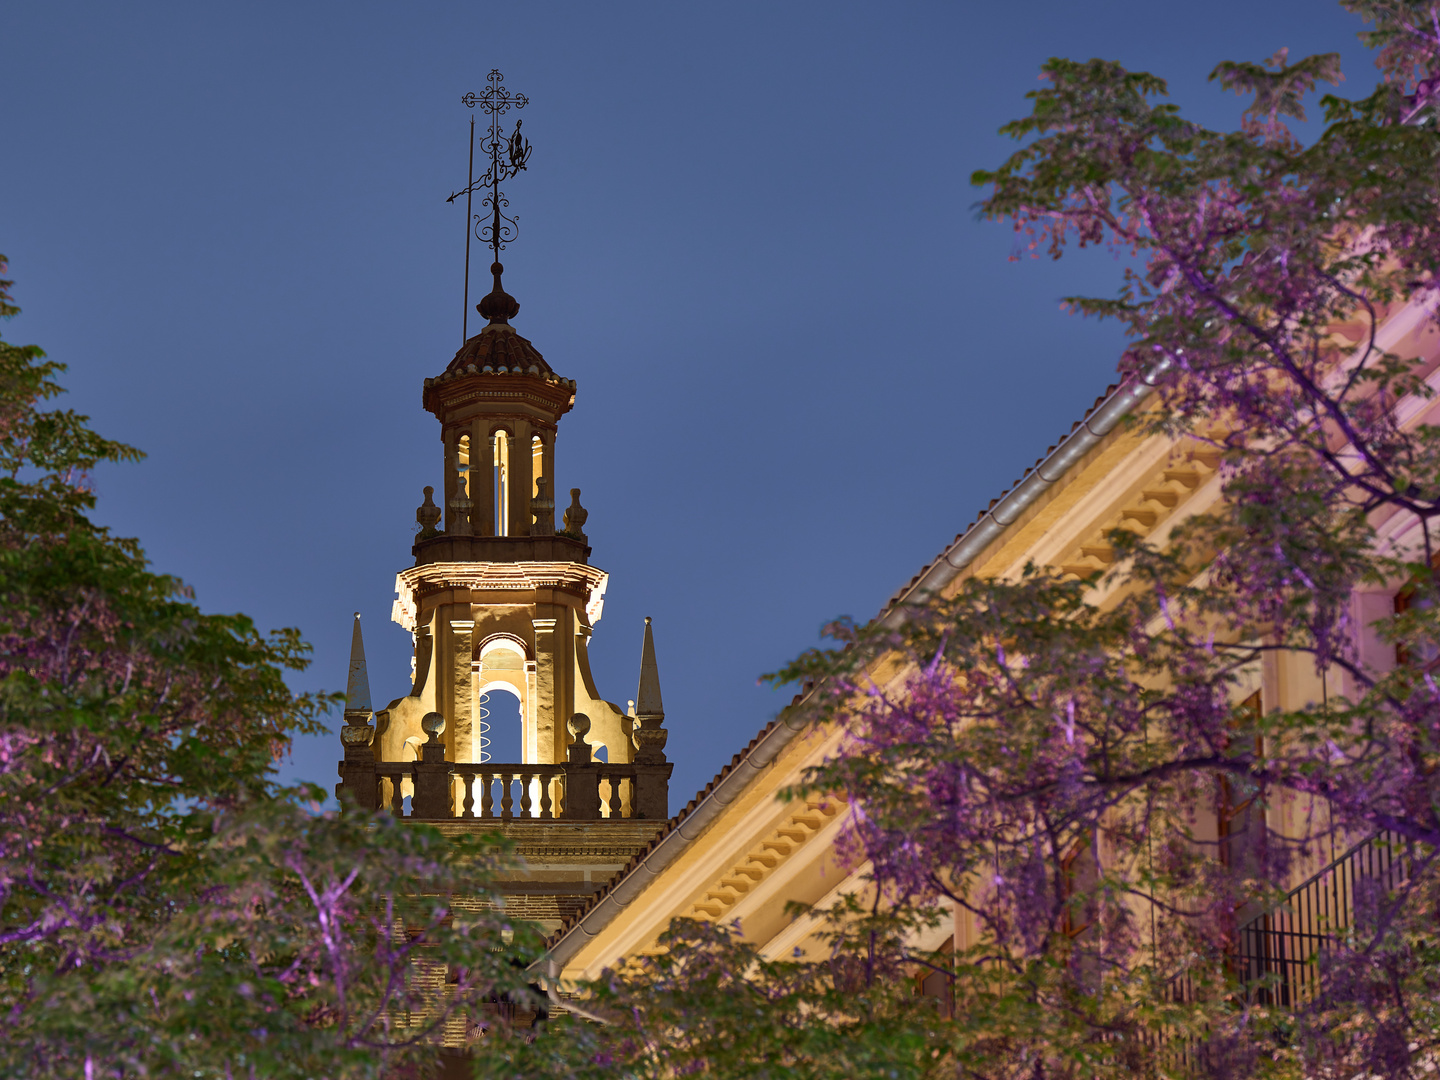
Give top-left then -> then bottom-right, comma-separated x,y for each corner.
1220,691 -> 1265,883
1394,564 -> 1440,669
914,936 -> 954,1017
1061,834 -> 1100,938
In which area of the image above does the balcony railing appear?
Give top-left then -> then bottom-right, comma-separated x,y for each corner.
370,762 -> 642,821
1231,829 -> 1411,1008
1145,831 -> 1417,1073
338,726 -> 672,821
1165,830 -> 1413,1012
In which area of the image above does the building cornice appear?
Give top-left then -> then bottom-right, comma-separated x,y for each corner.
391,562 -> 610,632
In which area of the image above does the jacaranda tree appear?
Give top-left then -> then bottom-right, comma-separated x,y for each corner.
0,258 -> 545,1079
502,4 -> 1440,1078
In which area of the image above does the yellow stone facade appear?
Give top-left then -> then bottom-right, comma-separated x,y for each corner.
542,292 -> 1440,998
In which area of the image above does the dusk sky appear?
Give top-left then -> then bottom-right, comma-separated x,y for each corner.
4,1 -> 1375,807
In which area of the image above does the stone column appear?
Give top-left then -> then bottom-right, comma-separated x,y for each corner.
540,429 -> 556,529
472,421 -> 494,536
442,428 -> 460,533
411,621 -> 434,701
449,618 -> 475,763
509,419 -> 533,536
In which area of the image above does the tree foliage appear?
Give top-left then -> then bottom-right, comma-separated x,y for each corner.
486,915 -> 950,1080
0,258 -> 543,1078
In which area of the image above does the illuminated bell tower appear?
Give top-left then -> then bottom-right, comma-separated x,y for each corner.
337,70 -> 672,845
335,69 -> 673,946
376,260 -> 662,789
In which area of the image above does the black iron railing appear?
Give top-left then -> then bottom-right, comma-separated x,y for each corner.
1150,831 -> 1414,1073
1231,830 -> 1410,1007
1164,830 -> 1412,1011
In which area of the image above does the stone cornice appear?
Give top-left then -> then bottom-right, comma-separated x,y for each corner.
423,371 -> 575,421
392,561 -> 610,631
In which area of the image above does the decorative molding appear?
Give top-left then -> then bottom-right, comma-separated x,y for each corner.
689,798 -> 845,921
477,631 -> 531,661
1056,438 -> 1222,581
392,563 -> 609,631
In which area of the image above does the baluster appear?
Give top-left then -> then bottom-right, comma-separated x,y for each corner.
461,770 -> 475,819
480,771 -> 495,819
538,772 -> 553,820
606,772 -> 623,819
519,772 -> 534,818
501,772 -> 515,819
389,775 -> 403,817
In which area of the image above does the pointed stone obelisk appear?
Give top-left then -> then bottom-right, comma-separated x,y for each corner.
337,612 -> 378,809
633,616 -> 667,763
344,612 -> 373,723
632,617 -> 672,819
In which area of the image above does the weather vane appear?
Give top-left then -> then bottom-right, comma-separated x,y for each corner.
448,70 -> 532,342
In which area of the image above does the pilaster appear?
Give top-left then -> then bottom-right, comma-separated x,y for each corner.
450,618 -> 475,763
533,615 -> 558,765
539,431 -> 556,531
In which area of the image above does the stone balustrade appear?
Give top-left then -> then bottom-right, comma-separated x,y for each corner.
341,758 -> 669,822
337,710 -> 672,822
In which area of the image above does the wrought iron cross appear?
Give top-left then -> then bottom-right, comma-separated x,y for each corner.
448,70 -> 532,341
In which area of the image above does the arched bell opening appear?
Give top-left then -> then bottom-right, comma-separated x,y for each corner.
475,683 -> 523,764
492,428 -> 511,537
530,431 -> 555,535
458,433 -> 472,494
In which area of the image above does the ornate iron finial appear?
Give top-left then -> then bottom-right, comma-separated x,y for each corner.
448,71 -> 532,340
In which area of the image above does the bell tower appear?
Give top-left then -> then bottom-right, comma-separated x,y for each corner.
337,75 -> 674,860
381,259 -> 661,782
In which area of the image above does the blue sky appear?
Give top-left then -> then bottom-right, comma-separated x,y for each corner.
3,1 -> 1376,806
